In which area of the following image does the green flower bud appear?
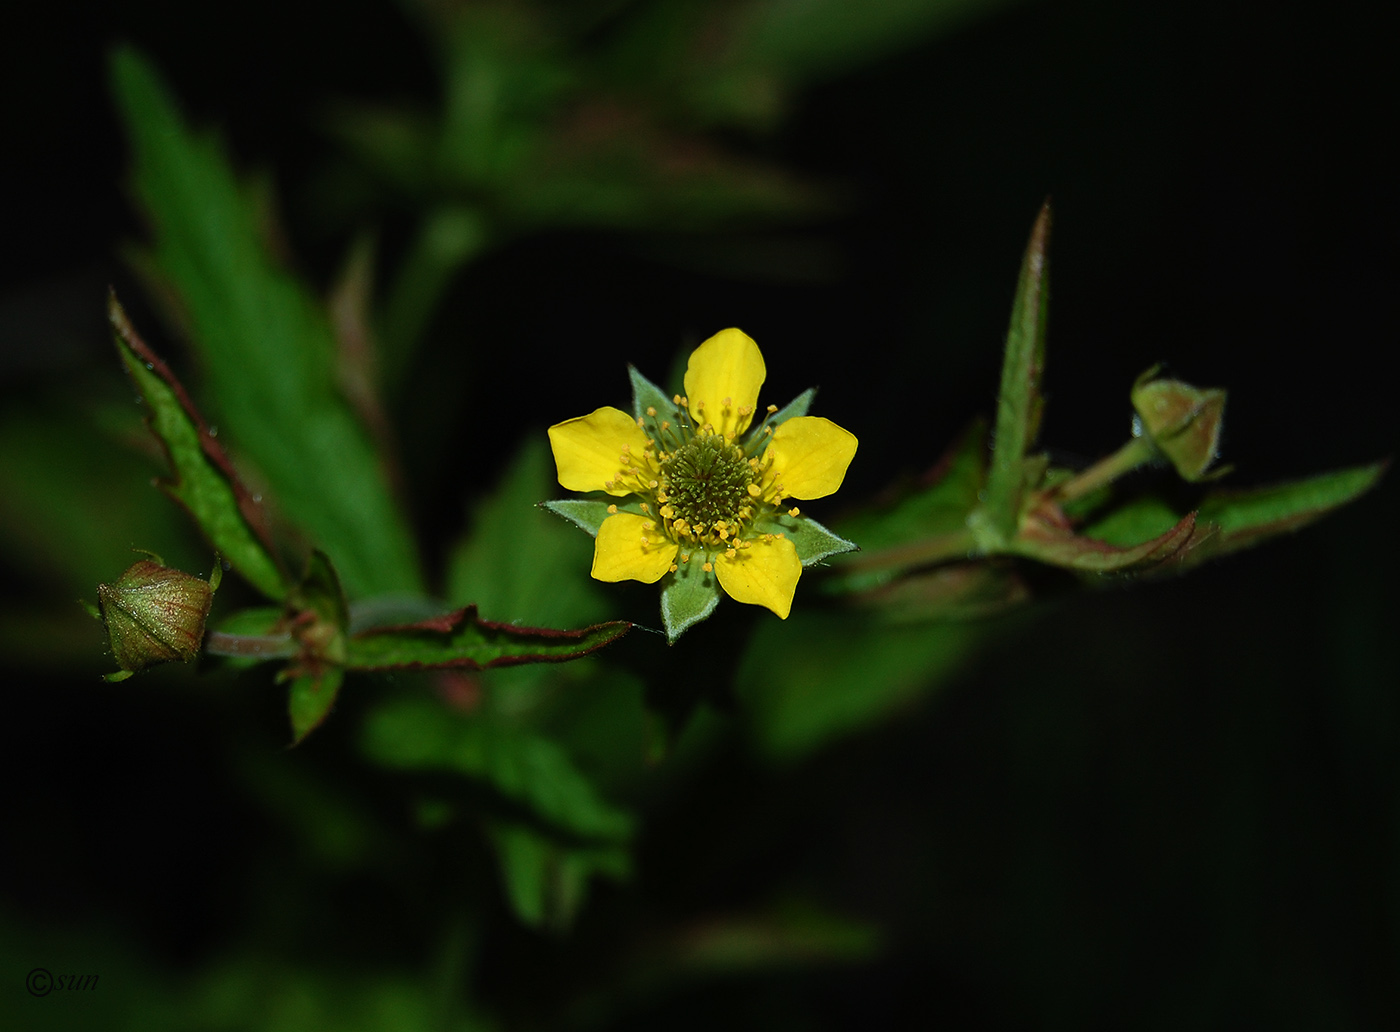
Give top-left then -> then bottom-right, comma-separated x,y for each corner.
1131,366 -> 1228,482
95,555 -> 221,681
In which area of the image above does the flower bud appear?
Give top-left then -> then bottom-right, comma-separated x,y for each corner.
96,555 -> 220,680
1131,366 -> 1227,482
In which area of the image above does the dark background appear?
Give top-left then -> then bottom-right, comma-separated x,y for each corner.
3,0 -> 1396,1027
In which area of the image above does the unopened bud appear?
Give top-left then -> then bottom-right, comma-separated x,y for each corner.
95,554 -> 221,681
1131,366 -> 1227,482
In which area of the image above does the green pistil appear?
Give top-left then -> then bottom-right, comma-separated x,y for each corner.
660,435 -> 755,528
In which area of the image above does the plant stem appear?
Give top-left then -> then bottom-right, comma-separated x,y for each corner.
1054,436 -> 1157,503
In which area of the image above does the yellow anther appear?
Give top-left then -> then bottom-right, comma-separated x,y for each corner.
726,548 -> 736,559
649,479 -> 659,488
722,396 -> 732,408
660,504 -> 675,519
789,506 -> 800,517
763,425 -> 773,436
678,396 -> 689,408
640,502 -> 651,514
669,563 -> 678,573
621,443 -> 630,454
767,404 -> 778,413
746,483 -> 762,498
681,553 -> 691,563
693,523 -> 706,536
607,504 -> 618,514
646,406 -> 657,417
702,562 -> 713,573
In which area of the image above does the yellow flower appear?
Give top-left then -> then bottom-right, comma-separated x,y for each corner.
547,329 -> 857,637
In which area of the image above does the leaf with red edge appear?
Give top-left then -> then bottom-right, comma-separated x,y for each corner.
344,606 -> 631,670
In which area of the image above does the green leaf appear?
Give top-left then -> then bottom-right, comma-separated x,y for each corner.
484,819 -> 630,931
753,512 -> 857,566
448,438 -> 611,628
822,420 -> 986,593
1012,506 -> 1198,573
1079,463 -> 1386,573
110,46 -> 421,598
361,697 -> 635,842
735,610 -> 981,762
109,294 -> 288,600
975,203 -> 1051,548
660,552 -> 722,643
343,606 -> 630,670
287,668 -> 345,746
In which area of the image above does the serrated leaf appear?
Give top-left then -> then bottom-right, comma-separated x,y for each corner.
288,667 -> 344,746
361,697 -> 635,842
1014,502 -> 1197,573
1078,463 -> 1386,573
109,294 -> 288,600
660,553 -> 722,643
753,512 -> 856,566
110,46 -> 420,598
343,606 -> 630,670
485,818 -> 630,931
976,203 -> 1051,547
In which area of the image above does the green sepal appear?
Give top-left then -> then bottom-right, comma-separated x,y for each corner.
540,499 -> 615,537
540,497 -> 646,537
744,387 -> 816,454
629,364 -> 683,424
753,512 -> 857,566
109,294 -> 288,601
286,667 -> 344,746
343,606 -> 631,669
660,551 -> 722,643
771,386 -> 817,424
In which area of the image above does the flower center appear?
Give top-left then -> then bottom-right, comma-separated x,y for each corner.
659,434 -> 755,530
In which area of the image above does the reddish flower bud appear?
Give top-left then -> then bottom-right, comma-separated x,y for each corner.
96,555 -> 220,681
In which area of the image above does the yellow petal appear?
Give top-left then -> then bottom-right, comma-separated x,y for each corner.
592,512 -> 678,583
714,535 -> 801,619
548,407 -> 652,495
683,328 -> 766,438
765,416 -> 858,500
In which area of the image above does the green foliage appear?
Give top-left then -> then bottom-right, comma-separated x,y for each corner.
110,46 -> 421,599
110,294 -> 287,599
343,608 -> 631,671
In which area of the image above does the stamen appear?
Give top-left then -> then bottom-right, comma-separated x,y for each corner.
702,562 -> 713,573
607,504 -> 618,514
646,406 -> 657,417
789,506 -> 800,517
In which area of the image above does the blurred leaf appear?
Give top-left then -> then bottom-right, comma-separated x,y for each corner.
446,437 -> 611,628
362,697 -> 635,843
0,398 -> 198,598
110,46 -> 421,598
1083,463 -> 1387,571
110,294 -> 287,599
823,419 -> 986,593
1013,501 -> 1198,573
484,818 -> 630,931
735,609 -> 981,761
975,202 -> 1051,548
288,668 -> 346,747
